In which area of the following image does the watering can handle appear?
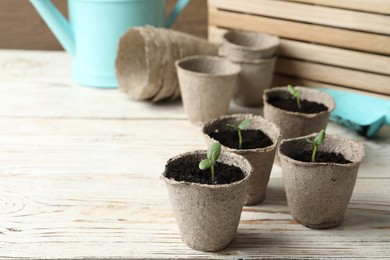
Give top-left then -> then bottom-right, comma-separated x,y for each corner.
29,0 -> 75,56
164,0 -> 190,28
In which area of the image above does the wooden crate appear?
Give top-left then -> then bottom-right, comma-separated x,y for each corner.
208,0 -> 390,96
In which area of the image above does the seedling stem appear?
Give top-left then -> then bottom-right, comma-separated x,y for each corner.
287,85 -> 301,109
307,130 -> 325,162
199,142 -> 222,183
226,118 -> 251,149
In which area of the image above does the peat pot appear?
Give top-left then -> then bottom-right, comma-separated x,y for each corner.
279,133 -> 365,229
162,150 -> 252,251
203,114 -> 280,205
176,55 -> 240,125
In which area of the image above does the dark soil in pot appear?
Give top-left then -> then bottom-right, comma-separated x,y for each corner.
268,96 -> 328,113
208,129 -> 273,150
292,151 -> 352,164
165,157 -> 245,185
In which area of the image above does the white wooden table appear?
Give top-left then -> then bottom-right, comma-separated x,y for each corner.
0,50 -> 389,259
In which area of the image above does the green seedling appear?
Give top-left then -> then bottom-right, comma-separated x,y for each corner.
307,130 -> 325,162
226,118 -> 251,149
199,142 -> 222,183
287,84 -> 301,109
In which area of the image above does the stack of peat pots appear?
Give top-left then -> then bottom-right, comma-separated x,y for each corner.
116,26 -> 218,102
221,31 -> 279,107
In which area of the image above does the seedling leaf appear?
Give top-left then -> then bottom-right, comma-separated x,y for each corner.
306,130 -> 326,162
208,142 -> 221,161
306,139 -> 314,144
200,142 -> 222,183
314,130 -> 325,146
199,159 -> 214,170
226,123 -> 238,130
238,118 -> 251,130
287,85 -> 299,96
226,118 -> 251,149
287,84 -> 302,109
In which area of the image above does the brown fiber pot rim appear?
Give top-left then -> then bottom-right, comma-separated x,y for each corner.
228,55 -> 277,64
202,114 -> 280,154
263,86 -> 336,119
223,31 -> 280,52
161,150 -> 252,189
278,133 -> 365,168
175,55 -> 241,78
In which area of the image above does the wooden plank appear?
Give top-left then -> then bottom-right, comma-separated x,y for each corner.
0,175 -> 388,258
273,74 -> 390,100
209,0 -> 390,34
275,58 -> 390,95
285,0 -> 390,15
208,8 -> 390,55
0,117 -> 387,179
279,39 -> 390,76
209,26 -> 390,75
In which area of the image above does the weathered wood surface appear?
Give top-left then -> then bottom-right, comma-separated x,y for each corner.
287,0 -> 390,14
0,50 -> 389,259
209,0 -> 390,34
208,8 -> 390,56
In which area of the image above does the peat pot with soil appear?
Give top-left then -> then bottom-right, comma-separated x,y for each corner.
278,131 -> 365,229
263,85 -> 335,140
202,114 -> 280,205
161,142 -> 253,252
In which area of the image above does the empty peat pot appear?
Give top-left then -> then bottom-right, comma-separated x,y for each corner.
263,86 -> 336,140
278,133 -> 365,229
161,150 -> 252,252
231,56 -> 276,107
175,55 -> 240,125
222,30 -> 279,60
202,114 -> 280,205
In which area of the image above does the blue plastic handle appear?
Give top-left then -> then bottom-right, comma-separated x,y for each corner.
164,0 -> 190,28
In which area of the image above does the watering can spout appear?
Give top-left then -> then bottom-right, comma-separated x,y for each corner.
30,0 -> 75,56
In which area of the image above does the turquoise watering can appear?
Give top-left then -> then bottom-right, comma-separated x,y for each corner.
30,0 -> 190,88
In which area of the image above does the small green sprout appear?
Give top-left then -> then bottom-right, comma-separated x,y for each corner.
287,84 -> 301,109
307,130 -> 325,162
199,142 -> 222,183
226,118 -> 251,149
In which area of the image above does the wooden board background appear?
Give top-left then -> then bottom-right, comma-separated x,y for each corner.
208,0 -> 390,96
0,0 -> 207,50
